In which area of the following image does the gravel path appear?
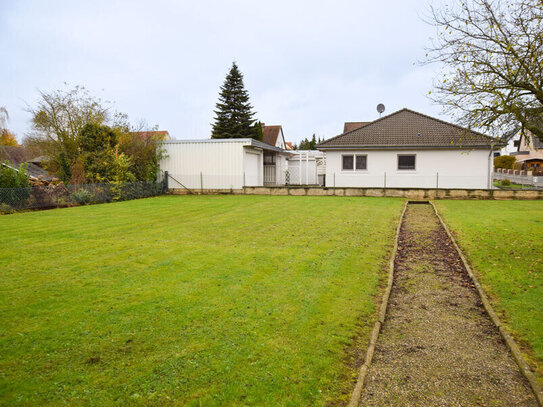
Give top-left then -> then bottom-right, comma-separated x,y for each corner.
359,203 -> 537,407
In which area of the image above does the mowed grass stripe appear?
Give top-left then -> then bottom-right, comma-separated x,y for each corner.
434,200 -> 543,383
1,195 -> 403,406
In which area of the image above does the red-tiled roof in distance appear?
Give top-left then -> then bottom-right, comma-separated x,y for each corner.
285,142 -> 293,150
262,125 -> 282,147
343,122 -> 370,133
129,131 -> 171,141
319,108 -> 501,149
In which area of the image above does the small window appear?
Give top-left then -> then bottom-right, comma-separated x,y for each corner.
398,154 -> 416,170
356,155 -> 367,170
342,155 -> 354,170
264,153 -> 276,165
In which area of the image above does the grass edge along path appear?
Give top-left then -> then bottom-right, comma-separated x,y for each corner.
431,201 -> 543,405
0,195 -> 404,406
347,201 -> 407,407
434,200 -> 543,387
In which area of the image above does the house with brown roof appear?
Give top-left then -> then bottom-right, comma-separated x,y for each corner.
511,131 -> 543,172
261,124 -> 286,149
261,124 -> 289,184
343,122 -> 370,133
318,108 -> 503,189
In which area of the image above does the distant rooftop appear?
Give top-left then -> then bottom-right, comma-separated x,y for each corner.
343,121 -> 370,133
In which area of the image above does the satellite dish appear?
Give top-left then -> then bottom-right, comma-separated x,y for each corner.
377,103 -> 385,116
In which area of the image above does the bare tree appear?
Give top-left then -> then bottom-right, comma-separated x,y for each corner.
424,0 -> 543,141
0,107 -> 8,130
25,84 -> 110,179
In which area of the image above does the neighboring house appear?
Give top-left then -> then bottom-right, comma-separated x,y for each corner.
0,145 -> 55,182
159,138 -> 290,190
343,122 -> 370,133
499,133 -> 520,157
285,142 -> 293,150
318,108 -> 502,189
261,125 -> 289,184
511,132 -> 543,172
262,124 -> 287,149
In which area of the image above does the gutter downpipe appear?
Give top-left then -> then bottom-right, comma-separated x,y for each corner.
488,143 -> 494,189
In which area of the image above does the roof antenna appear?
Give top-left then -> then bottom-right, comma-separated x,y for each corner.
377,103 -> 385,118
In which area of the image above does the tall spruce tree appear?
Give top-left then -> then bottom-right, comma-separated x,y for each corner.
212,62 -> 258,139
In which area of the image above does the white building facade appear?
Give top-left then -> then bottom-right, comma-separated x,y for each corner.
159,138 -> 289,190
323,149 -> 492,189
319,109 -> 502,190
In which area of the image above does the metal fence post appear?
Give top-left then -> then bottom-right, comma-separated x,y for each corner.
333,172 -> 336,188
384,172 -> 387,188
200,172 -> 203,193
436,172 -> 439,189
243,171 -> 246,188
164,171 -> 169,193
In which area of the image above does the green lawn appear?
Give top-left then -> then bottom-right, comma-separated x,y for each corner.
434,200 -> 543,382
0,195 -> 403,406
493,180 -> 526,189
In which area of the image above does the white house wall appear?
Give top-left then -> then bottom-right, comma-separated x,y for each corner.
160,141 -> 246,189
276,129 -> 286,149
324,149 -> 491,189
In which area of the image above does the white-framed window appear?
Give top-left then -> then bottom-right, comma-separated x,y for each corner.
397,154 -> 416,170
342,154 -> 367,171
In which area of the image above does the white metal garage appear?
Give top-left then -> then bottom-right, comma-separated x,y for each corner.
159,138 -> 289,190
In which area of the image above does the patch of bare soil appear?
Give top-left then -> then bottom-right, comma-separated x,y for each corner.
359,204 -> 537,406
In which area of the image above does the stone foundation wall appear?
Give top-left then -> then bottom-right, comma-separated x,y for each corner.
170,186 -> 543,200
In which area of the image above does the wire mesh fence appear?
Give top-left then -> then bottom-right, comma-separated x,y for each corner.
0,181 -> 166,212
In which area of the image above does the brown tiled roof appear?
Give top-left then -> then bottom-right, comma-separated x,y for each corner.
285,142 -> 293,150
262,125 -> 282,147
343,122 -> 370,133
320,108 -> 501,149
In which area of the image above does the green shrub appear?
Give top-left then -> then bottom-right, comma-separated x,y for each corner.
0,163 -> 31,208
0,162 -> 30,188
0,203 -> 14,214
501,179 -> 512,186
71,189 -> 92,205
494,155 -> 516,169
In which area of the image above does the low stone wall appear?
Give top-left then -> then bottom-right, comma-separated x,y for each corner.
169,188 -> 244,195
169,186 -> 543,200
243,186 -> 543,200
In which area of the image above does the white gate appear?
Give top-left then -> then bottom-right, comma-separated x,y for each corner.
264,165 -> 276,185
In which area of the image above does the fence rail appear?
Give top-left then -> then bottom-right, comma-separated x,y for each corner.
493,171 -> 543,188
0,181 -> 165,212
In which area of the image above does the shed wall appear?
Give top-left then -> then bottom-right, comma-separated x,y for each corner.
160,141 -> 246,189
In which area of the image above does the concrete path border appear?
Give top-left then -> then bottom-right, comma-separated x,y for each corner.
347,201 -> 408,407
430,201 -> 543,406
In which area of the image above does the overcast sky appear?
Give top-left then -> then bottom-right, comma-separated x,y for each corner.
0,0 -> 445,144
